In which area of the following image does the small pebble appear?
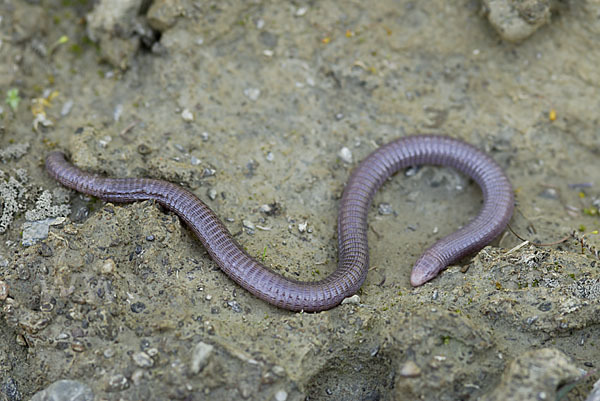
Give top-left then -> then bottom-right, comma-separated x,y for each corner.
131,369 -> 144,386
338,147 -> 352,163
244,88 -> 261,101
22,218 -> 57,246
137,144 -> 152,155
538,188 -> 558,200
106,374 -> 129,391
207,188 -> 217,200
243,220 -> 255,230
130,302 -> 146,313
113,104 -> 123,122
295,7 -> 307,16
181,109 -> 194,122
378,203 -> 393,215
405,166 -> 419,176
30,380 -> 94,401
146,235 -> 155,241
259,204 -> 272,213
71,340 -> 85,352
275,390 -> 288,401
203,167 -> 216,177
190,156 -> 201,165
266,151 -> 274,161
0,281 -> 8,301
399,360 -> 421,377
341,294 -> 360,305
272,365 -> 285,376
201,132 -> 209,141
38,242 -> 54,257
60,99 -> 74,116
298,221 -> 308,233
190,342 -> 214,374
132,351 -> 154,368
227,300 -> 242,313
526,316 -> 538,325
101,259 -> 116,274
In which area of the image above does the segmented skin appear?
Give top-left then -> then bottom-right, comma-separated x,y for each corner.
46,135 -> 514,312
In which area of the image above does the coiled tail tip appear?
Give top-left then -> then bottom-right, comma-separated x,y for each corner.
410,253 -> 445,287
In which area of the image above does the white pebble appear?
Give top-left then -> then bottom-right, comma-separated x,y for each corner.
244,88 -> 261,101
61,99 -> 73,116
275,390 -> 288,401
256,18 -> 265,29
98,135 -> 112,148
263,49 -> 274,57
181,109 -> 194,122
338,147 -> 353,163
190,342 -> 214,374
101,259 -> 116,274
399,360 -> 421,377
132,351 -> 154,368
341,294 -> 360,305
295,7 -> 307,16
266,151 -> 274,161
272,365 -> 285,376
298,221 -> 307,233
113,103 -> 123,122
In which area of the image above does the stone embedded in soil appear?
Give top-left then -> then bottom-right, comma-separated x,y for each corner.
30,380 -> 94,401
21,218 -> 56,246
190,342 -> 214,375
85,0 -> 145,69
399,361 -> 422,377
480,348 -> 583,401
147,0 -> 183,32
482,0 -> 552,42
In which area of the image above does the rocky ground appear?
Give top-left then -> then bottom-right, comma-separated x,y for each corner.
1,0 -> 599,400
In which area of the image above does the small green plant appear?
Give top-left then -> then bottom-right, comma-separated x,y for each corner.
6,89 -> 20,111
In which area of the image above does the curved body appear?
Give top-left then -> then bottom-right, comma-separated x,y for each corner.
46,135 -> 513,312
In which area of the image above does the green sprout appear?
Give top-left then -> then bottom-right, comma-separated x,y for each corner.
50,35 -> 69,54
6,89 -> 20,111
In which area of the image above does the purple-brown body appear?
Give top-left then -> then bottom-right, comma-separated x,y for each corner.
46,135 -> 514,312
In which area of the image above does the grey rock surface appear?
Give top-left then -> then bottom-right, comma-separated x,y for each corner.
482,0 -> 555,42
30,380 -> 94,401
